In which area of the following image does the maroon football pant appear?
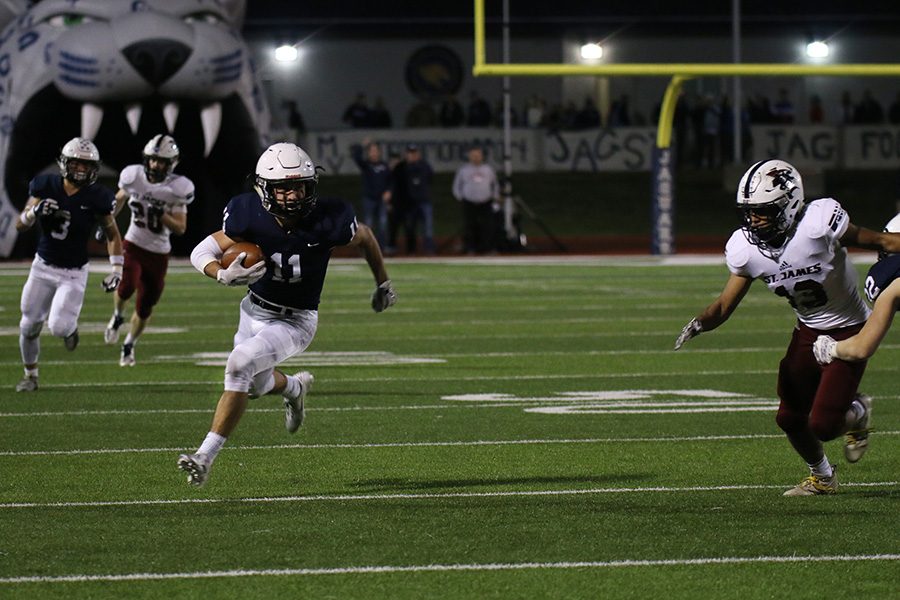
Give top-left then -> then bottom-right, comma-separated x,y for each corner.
775,321 -> 867,441
118,240 -> 169,319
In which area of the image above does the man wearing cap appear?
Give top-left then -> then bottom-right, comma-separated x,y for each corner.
392,143 -> 435,254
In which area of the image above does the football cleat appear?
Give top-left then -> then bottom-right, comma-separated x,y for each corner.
284,371 -> 314,433
63,329 -> 79,351
844,394 -> 873,463
177,453 -> 211,487
783,467 -> 837,496
105,314 -> 124,344
120,343 -> 135,367
15,375 -> 38,392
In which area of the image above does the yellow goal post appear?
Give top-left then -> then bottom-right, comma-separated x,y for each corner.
472,0 -> 900,253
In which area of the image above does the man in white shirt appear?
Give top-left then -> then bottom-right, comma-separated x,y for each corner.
104,134 -> 194,366
452,146 -> 499,254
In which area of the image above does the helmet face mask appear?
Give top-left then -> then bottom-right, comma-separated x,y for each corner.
736,159 -> 805,260
58,137 -> 100,187
254,143 -> 318,218
142,134 -> 180,183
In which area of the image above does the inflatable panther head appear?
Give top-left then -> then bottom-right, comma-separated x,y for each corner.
0,0 -> 271,256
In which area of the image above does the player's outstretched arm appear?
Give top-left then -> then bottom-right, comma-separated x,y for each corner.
347,222 -> 396,312
840,223 -> 900,254
98,214 -> 124,292
815,279 -> 900,363
15,197 -> 45,232
675,273 -> 752,350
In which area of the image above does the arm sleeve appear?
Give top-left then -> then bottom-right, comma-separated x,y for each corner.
190,234 -> 222,274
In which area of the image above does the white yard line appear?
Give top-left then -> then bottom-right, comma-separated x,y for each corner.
1,481 -> 898,511
2,431 -> 898,457
1,552 -> 898,584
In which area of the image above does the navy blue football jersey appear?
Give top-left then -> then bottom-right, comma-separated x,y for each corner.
864,253 -> 900,305
223,193 -> 357,310
29,174 -> 116,268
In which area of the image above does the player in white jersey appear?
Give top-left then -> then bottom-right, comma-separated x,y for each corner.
104,135 -> 194,366
673,159 -> 900,496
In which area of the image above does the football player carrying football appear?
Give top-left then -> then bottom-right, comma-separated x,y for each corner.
674,159 -> 900,496
104,134 -> 195,367
814,213 -> 900,365
178,142 -> 396,487
14,138 -> 123,392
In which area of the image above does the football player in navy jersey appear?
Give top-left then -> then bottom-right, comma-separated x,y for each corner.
13,137 -> 123,392
815,213 -> 900,364
674,160 -> 900,496
179,142 -> 396,486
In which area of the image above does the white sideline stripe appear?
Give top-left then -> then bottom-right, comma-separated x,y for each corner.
1,553 -> 898,584
3,431 -> 899,457
1,482 -> 897,510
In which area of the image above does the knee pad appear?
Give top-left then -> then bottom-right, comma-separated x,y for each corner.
48,317 -> 75,339
224,346 -> 254,392
19,318 -> 42,339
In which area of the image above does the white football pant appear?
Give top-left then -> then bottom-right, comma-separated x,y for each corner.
224,295 -> 318,396
19,257 -> 88,365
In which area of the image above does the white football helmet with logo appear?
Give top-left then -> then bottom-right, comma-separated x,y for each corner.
142,134 -> 180,183
736,159 -> 805,259
254,142 -> 319,218
58,137 -> 100,186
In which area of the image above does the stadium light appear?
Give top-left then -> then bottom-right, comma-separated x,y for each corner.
580,43 -> 603,60
806,41 -> 829,59
274,44 -> 299,62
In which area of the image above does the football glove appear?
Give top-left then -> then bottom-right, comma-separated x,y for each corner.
33,198 -> 61,217
102,266 -> 122,293
674,317 -> 703,350
371,279 -> 397,312
216,253 -> 267,287
813,335 -> 838,365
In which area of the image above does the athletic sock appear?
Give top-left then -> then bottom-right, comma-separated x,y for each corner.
124,333 -> 136,346
197,431 -> 227,461
808,456 -> 833,479
847,399 -> 866,427
24,367 -> 38,378
283,373 -> 301,399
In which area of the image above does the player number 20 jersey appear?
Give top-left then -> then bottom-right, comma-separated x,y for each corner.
725,197 -> 870,330
118,164 -> 194,254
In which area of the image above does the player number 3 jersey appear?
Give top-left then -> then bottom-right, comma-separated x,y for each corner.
119,164 -> 194,254
725,197 -> 870,330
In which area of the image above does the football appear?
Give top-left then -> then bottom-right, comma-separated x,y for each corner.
221,242 -> 265,268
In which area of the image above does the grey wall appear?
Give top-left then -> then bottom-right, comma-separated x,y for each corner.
248,29 -> 900,131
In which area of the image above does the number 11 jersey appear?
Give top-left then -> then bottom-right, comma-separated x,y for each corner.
725,197 -> 870,330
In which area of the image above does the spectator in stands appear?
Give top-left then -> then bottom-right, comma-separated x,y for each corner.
719,95 -> 734,165
889,92 -> 900,124
351,137 -> 392,248
524,95 -> 546,128
575,97 -> 602,129
405,100 -> 437,128
452,146 -> 499,254
854,89 -> 885,124
747,93 -> 775,124
607,95 -> 632,127
840,91 -> 855,124
808,95 -> 825,124
369,97 -> 392,128
492,98 -> 520,127
342,93 -> 370,128
560,101 -> 579,130
772,88 -> 795,123
466,91 -> 492,126
439,95 -> 465,127
699,94 -> 721,168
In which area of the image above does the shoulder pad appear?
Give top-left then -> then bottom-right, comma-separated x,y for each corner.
170,176 -> 195,204
118,164 -> 141,189
803,198 -> 848,240
725,230 -> 751,271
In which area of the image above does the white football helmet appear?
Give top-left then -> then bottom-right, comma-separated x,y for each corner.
878,212 -> 900,260
58,137 -> 100,186
142,134 -> 180,183
254,142 -> 319,218
736,159 -> 805,259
